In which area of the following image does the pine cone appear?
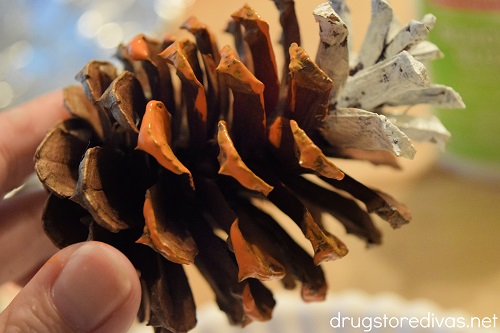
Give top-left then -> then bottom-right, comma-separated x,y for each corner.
34,1 -> 463,332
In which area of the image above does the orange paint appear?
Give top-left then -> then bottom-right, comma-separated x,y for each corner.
289,43 -> 334,91
229,220 -> 285,282
217,45 -> 265,113
290,120 -> 344,180
127,34 -> 150,61
217,121 -> 273,196
136,101 -> 194,188
267,117 -> 283,148
303,211 -> 348,265
231,4 -> 279,88
159,41 -> 208,123
181,16 -> 219,62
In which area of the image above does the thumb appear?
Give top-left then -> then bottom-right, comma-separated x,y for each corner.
0,241 -> 141,333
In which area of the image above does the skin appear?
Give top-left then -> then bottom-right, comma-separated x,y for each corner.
0,90 -> 141,333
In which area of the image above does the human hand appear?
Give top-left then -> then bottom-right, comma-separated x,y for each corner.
0,91 -> 141,332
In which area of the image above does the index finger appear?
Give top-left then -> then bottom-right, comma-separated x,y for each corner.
0,90 -> 69,196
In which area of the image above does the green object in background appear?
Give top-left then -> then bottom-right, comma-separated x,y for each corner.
422,0 -> 500,166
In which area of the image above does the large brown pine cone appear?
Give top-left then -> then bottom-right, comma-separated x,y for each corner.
34,1 -> 463,332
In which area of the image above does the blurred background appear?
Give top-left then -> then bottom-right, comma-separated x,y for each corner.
1,0 -> 499,331
0,0 -> 195,110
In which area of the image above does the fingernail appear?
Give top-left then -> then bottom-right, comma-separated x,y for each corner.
52,243 -> 132,331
